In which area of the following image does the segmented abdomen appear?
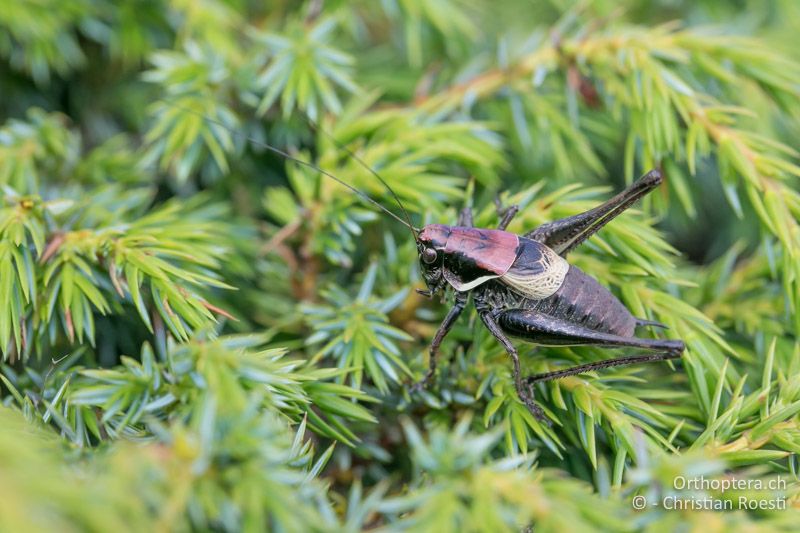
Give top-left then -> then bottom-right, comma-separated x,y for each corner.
529,265 -> 636,337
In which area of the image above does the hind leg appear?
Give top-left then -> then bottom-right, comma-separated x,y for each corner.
525,351 -> 681,386
493,309 -> 684,418
496,309 -> 684,355
526,170 -> 662,257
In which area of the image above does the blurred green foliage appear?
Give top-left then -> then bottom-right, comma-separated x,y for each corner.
1,0 -> 799,531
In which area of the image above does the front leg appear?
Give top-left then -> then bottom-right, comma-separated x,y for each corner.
477,310 -> 547,421
458,206 -> 474,227
461,197 -> 517,230
412,291 -> 468,391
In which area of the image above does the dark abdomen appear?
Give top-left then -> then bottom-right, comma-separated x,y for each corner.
530,266 -> 636,337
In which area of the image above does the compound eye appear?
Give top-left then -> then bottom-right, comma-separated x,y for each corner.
422,247 -> 437,264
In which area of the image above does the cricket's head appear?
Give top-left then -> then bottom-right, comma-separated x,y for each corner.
416,224 -> 451,297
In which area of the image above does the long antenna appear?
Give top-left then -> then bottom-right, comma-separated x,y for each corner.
306,117 -> 419,239
161,101 -> 420,236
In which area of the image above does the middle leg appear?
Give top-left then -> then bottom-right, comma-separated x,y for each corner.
494,197 -> 519,230
478,310 -> 547,421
